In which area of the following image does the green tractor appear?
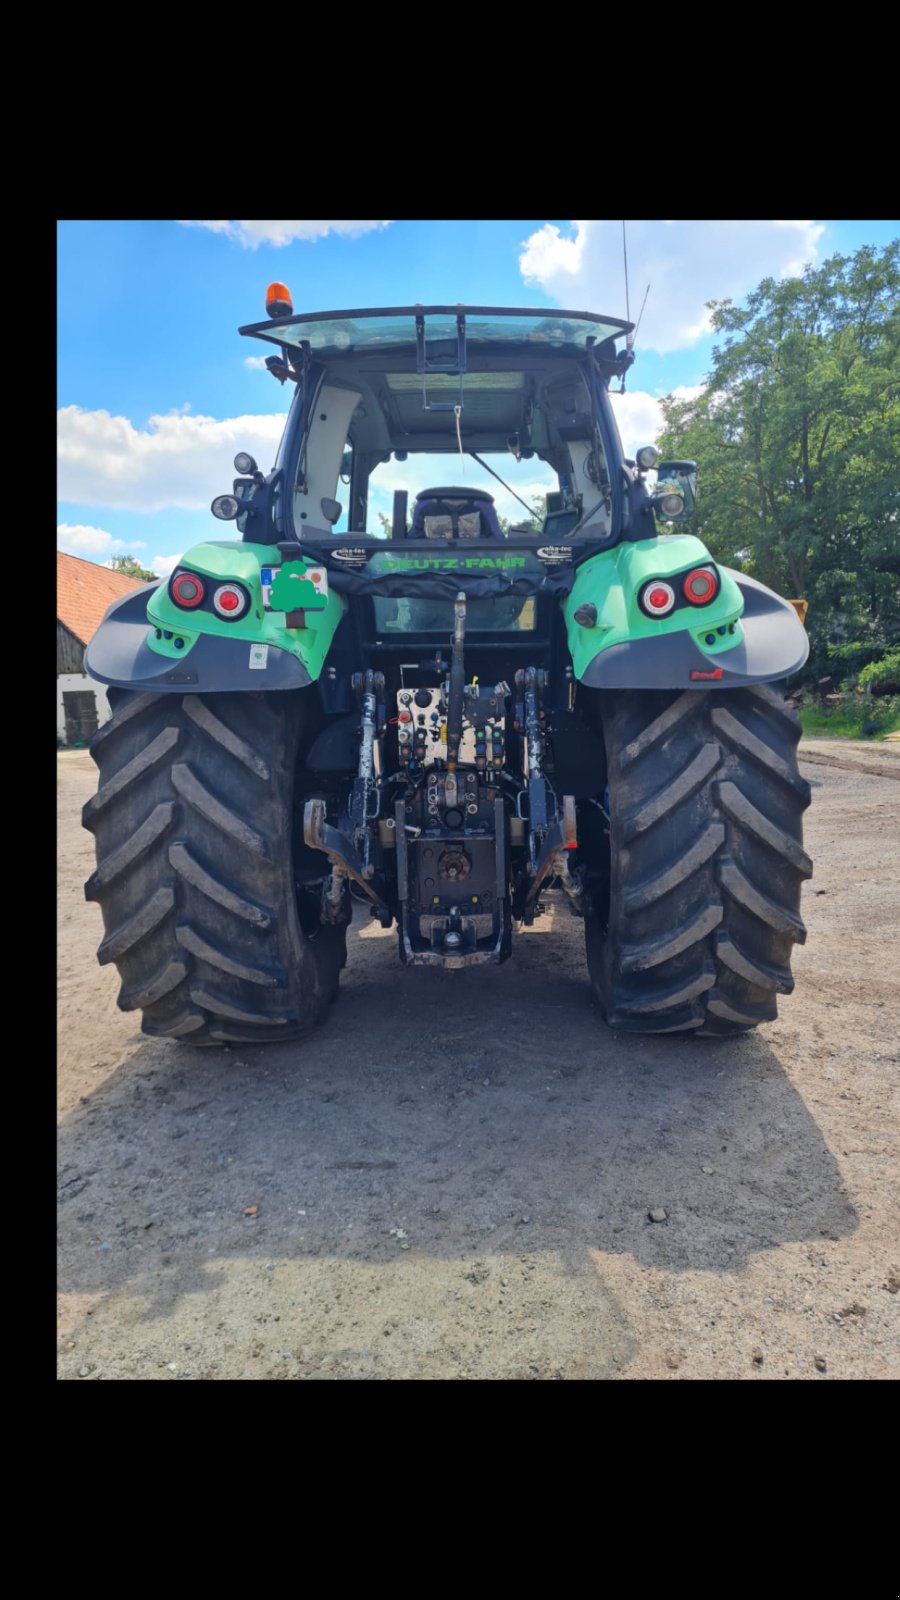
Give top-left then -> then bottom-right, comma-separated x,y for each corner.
83,295 -> 811,1046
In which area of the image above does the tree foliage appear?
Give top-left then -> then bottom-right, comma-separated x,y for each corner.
498,493 -> 545,536
658,242 -> 899,680
108,554 -> 156,581
857,648 -> 900,695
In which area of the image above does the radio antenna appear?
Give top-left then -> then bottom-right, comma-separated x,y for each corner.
617,224 -> 651,394
630,282 -> 650,349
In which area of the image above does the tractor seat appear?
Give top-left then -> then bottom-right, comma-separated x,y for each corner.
408,487 -> 504,540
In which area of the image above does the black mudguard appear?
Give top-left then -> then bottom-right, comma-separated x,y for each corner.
581,570 -> 809,689
83,587 -> 312,694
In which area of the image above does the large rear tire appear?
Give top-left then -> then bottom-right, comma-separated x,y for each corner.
83,690 -> 348,1046
585,684 -> 812,1035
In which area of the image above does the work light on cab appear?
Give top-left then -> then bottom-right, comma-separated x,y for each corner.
639,579 -> 676,617
171,571 -> 205,608
213,583 -> 248,619
212,494 -> 240,521
683,567 -> 718,605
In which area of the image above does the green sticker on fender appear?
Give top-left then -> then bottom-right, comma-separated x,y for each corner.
269,561 -> 328,611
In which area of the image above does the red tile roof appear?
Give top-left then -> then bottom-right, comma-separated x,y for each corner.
57,551 -> 151,646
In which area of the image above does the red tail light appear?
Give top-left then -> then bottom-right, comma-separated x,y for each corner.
683,567 -> 718,605
171,571 -> 205,608
639,579 -> 676,616
212,583 -> 248,619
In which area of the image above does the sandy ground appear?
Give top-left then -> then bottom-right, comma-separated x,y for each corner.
57,744 -> 899,1380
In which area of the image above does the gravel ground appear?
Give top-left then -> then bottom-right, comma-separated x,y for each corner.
57,744 -> 900,1380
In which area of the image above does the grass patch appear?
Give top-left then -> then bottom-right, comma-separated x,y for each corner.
799,697 -> 900,741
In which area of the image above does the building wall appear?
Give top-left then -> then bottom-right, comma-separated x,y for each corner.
57,620 -> 85,675
57,672 -> 112,743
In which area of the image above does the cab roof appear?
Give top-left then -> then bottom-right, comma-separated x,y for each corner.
239,304 -> 633,359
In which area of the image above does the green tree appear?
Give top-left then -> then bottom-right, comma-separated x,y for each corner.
658,241 -> 899,680
498,493 -> 545,536
108,554 -> 156,581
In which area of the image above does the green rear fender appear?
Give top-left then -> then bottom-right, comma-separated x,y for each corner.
564,534 -> 808,689
84,540 -> 346,694
146,541 -> 346,681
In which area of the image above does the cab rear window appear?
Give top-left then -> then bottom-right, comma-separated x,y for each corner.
373,597 -> 536,633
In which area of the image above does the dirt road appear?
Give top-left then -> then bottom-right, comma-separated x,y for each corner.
57,746 -> 899,1379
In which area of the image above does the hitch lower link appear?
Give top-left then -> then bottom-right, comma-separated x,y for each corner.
304,670 -> 391,924
514,667 -> 581,920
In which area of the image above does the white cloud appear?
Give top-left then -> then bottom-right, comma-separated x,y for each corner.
180,220 -> 392,249
151,553 -> 183,578
57,522 -> 143,557
519,220 -> 825,353
607,385 -> 704,459
244,355 -> 269,370
57,406 -> 286,511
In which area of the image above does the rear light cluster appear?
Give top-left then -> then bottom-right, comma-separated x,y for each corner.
212,583 -> 247,618
642,580 -> 676,616
639,566 -> 719,618
170,570 -> 249,621
171,572 -> 205,608
683,567 -> 718,604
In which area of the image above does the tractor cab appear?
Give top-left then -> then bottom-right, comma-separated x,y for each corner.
227,303 -> 650,552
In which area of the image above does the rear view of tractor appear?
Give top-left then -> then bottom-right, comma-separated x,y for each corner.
83,291 -> 811,1046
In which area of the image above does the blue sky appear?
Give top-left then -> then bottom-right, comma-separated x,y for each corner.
58,219 -> 897,574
